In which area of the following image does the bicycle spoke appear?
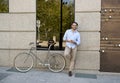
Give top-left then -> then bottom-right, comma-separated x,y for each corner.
14,53 -> 34,72
48,53 -> 65,72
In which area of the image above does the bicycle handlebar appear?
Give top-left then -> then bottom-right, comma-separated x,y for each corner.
48,43 -> 56,50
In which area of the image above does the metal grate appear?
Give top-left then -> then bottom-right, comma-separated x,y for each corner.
75,73 -> 97,79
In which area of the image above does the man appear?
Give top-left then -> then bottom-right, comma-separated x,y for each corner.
63,22 -> 80,77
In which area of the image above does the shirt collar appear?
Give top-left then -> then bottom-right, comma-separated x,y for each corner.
70,29 -> 77,33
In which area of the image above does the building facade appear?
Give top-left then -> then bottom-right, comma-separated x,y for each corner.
0,0 -> 101,72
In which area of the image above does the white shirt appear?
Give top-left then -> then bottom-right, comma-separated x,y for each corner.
63,29 -> 81,49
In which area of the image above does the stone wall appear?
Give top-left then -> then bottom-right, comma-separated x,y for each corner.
0,0 -> 36,66
0,0 -> 101,71
75,0 -> 101,70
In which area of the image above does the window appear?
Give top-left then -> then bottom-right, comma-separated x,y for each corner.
0,0 -> 9,13
36,0 -> 74,50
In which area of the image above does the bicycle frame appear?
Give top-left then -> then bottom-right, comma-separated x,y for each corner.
28,43 -> 55,66
14,42 -> 65,72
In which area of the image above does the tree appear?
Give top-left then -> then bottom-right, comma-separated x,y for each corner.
0,0 -> 8,12
37,0 -> 74,41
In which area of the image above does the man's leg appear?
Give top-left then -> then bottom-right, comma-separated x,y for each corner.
69,47 -> 77,72
64,46 -> 71,57
64,47 -> 72,76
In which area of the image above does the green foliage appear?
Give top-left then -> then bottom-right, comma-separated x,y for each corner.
62,3 -> 74,33
37,0 -> 74,41
0,0 -> 8,13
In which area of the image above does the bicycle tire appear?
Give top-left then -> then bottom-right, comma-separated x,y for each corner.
14,52 -> 34,73
48,53 -> 66,72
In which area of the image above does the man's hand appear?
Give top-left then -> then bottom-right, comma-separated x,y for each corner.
67,40 -> 77,45
70,40 -> 74,43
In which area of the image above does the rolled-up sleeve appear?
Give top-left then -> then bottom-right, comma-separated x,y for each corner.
76,33 -> 81,45
63,30 -> 67,41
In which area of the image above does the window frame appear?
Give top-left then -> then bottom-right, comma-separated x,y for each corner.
36,0 -> 75,50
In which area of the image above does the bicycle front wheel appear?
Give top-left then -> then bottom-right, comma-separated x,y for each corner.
14,52 -> 34,72
48,53 -> 66,72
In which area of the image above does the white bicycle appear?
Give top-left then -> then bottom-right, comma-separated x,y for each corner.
14,42 -> 66,73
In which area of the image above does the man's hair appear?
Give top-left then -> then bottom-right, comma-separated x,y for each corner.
71,22 -> 78,26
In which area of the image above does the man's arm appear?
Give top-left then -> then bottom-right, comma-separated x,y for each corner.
63,30 -> 73,43
76,33 -> 81,45
71,33 -> 81,45
63,30 -> 69,42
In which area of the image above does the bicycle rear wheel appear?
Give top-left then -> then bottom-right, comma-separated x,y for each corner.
48,53 -> 66,72
14,52 -> 34,72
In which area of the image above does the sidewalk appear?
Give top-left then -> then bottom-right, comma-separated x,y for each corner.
0,67 -> 120,83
